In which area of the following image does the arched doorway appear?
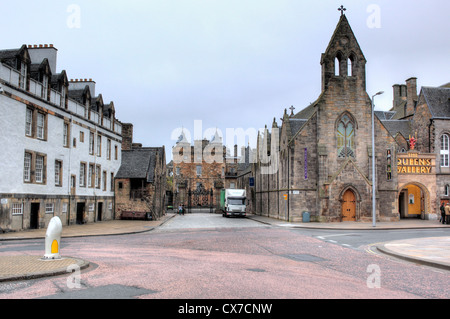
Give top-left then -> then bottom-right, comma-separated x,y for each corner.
342,189 -> 356,221
398,183 -> 428,219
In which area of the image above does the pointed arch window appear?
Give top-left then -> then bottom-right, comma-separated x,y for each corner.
335,57 -> 340,76
337,114 -> 355,158
347,58 -> 352,76
347,53 -> 356,77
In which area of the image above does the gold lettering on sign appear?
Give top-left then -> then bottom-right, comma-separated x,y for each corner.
397,155 -> 433,175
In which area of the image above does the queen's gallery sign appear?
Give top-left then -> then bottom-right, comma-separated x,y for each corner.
397,152 -> 435,175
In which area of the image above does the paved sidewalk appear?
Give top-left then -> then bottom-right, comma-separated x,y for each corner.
0,212 -> 449,283
0,213 -> 176,282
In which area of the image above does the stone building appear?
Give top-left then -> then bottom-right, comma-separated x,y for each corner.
172,130 -> 242,211
251,13 -> 448,223
382,80 -> 450,217
114,124 -> 166,220
0,44 -> 123,231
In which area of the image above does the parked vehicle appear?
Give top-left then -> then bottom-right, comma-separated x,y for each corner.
220,189 -> 247,217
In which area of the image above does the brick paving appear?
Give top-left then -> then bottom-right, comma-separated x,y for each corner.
0,256 -> 87,282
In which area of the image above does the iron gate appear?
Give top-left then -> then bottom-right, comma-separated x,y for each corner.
188,183 -> 214,213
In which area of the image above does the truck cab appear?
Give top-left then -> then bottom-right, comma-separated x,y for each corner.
221,189 -> 247,217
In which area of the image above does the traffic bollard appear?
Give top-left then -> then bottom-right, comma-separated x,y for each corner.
43,216 -> 63,260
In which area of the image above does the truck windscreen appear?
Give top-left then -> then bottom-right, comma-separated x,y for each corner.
228,198 -> 246,205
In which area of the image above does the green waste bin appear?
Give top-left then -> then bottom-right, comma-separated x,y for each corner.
302,211 -> 310,223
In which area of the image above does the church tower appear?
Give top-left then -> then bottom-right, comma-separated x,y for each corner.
320,11 -> 367,93
315,9 -> 380,222
255,8 -> 400,223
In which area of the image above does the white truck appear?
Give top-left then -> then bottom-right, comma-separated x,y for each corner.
220,189 -> 247,217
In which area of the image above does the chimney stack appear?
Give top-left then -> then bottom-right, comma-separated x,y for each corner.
393,84 -> 407,108
406,77 -> 418,116
121,123 -> 134,151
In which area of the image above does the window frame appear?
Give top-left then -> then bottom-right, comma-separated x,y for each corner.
55,160 -> 63,187
89,131 -> 95,155
441,134 -> 449,168
337,113 -> 356,158
25,108 -> 33,136
45,203 -> 54,214
24,152 -> 32,182
79,162 -> 87,187
12,203 -> 23,216
35,155 -> 45,184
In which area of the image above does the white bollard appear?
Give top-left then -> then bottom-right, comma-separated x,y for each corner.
43,216 -> 63,260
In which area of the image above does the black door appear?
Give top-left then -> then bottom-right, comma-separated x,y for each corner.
97,202 -> 103,222
76,203 -> 85,224
30,203 -> 40,229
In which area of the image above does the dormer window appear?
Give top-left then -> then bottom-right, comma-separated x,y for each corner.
42,74 -> 48,99
19,61 -> 27,89
61,86 -> 66,108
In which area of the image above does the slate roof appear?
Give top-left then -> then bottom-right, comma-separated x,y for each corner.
380,120 -> 411,139
421,86 -> 450,118
375,111 -> 396,120
0,48 -> 21,60
115,148 -> 161,183
289,118 -> 308,136
293,103 -> 316,120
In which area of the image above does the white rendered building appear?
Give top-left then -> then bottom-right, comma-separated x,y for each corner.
0,44 -> 123,231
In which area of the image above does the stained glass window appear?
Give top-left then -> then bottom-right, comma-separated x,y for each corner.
337,114 -> 355,158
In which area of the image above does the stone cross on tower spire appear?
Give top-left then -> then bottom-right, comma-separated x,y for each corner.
338,5 -> 346,16
289,105 -> 295,116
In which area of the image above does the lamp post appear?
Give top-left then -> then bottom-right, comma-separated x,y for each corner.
371,91 -> 384,227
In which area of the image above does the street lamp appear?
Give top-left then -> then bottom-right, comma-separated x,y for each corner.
371,91 -> 384,227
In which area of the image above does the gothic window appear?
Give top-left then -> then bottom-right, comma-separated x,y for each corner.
335,57 -> 340,76
441,134 -> 449,167
337,114 -> 355,158
334,52 -> 344,76
347,54 -> 356,77
347,58 -> 352,76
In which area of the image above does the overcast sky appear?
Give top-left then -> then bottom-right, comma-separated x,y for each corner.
2,0 -> 449,162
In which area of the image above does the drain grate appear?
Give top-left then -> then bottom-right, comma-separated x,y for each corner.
283,254 -> 326,263
40,284 -> 158,299
247,268 -> 266,273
